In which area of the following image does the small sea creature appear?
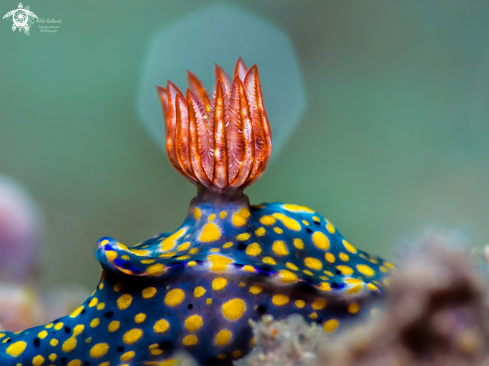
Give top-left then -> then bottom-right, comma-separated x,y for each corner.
0,58 -> 394,366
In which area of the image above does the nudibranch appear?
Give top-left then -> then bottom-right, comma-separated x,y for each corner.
0,58 -> 395,366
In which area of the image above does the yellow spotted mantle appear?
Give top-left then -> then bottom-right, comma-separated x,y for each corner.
0,197 -> 394,366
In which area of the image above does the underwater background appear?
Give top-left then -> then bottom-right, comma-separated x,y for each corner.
1,0 -> 489,296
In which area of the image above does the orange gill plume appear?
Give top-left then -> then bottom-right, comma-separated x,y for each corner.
156,58 -> 272,195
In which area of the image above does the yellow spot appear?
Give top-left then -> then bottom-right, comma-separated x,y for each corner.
62,337 -> 77,353
149,343 -> 163,356
142,286 -> 157,299
176,255 -> 190,260
108,320 -> 120,332
49,353 -> 57,362
239,282 -> 246,287
90,318 -> 100,328
154,319 -> 170,333
286,262 -> 299,271
120,351 -> 135,361
303,269 -> 314,276
336,265 -> 354,275
384,262 -> 396,270
302,220 -> 310,226
215,329 -> 232,345
88,298 -> 98,308
73,324 -> 84,336
177,242 -> 191,251
232,350 -> 242,359
246,242 -> 262,256
274,227 -> 283,234
117,294 -> 133,310
368,283 -> 379,291
312,232 -> 330,250
282,204 -> 315,213
194,208 -> 201,219
146,263 -> 166,276
255,227 -> 266,236
97,302 -> 105,310
210,248 -> 220,253
249,285 -> 262,295
272,240 -> 288,256
357,264 -> 375,277
309,312 -> 318,319
182,335 -> 198,346
292,238 -> 304,250
135,313 -> 146,323
370,258 -> 379,264
320,282 -> 331,292
222,298 -> 246,321
54,322 -> 64,331
323,319 -> 339,333
380,266 -> 388,272
339,252 -> 350,261
32,355 -> 45,366
343,240 -> 357,254
262,256 -> 276,265
348,284 -> 363,294
208,254 -> 233,271
232,208 -> 251,227
212,277 -> 228,291
348,303 -> 360,314
208,213 -> 216,222
312,298 -> 327,310
141,259 -> 156,264
123,328 -> 143,344
304,257 -> 323,270
272,294 -> 290,306
242,265 -> 255,272
67,361 -> 81,366
272,213 -> 301,231
188,260 -> 197,266
223,242 -> 233,248
259,215 -> 276,226
45,323 -> 53,329
325,253 -> 335,263
160,228 -> 185,251
38,330 -> 48,339
346,278 -> 363,284
219,211 -> 227,219
237,233 -> 251,241
185,315 -> 203,332
194,286 -> 206,298
383,278 -> 390,287
279,269 -> 298,283
69,306 -> 84,318
89,343 -> 109,358
105,250 -> 117,261
326,223 -> 335,233
189,248 -> 198,254
159,251 -> 176,258
85,337 -> 92,344
50,339 -> 58,347
206,298 -> 212,305
295,300 -> 305,308
164,289 -> 185,306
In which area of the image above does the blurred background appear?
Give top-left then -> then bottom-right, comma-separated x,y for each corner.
1,0 -> 489,322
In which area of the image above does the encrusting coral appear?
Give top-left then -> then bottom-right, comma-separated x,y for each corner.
238,230 -> 489,366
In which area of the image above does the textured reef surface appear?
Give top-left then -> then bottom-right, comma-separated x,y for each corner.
239,231 -> 489,366
0,59 -> 393,366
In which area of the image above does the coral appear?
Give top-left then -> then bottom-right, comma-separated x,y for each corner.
239,231 -> 489,366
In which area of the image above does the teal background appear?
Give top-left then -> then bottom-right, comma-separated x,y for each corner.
1,1 -> 489,290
